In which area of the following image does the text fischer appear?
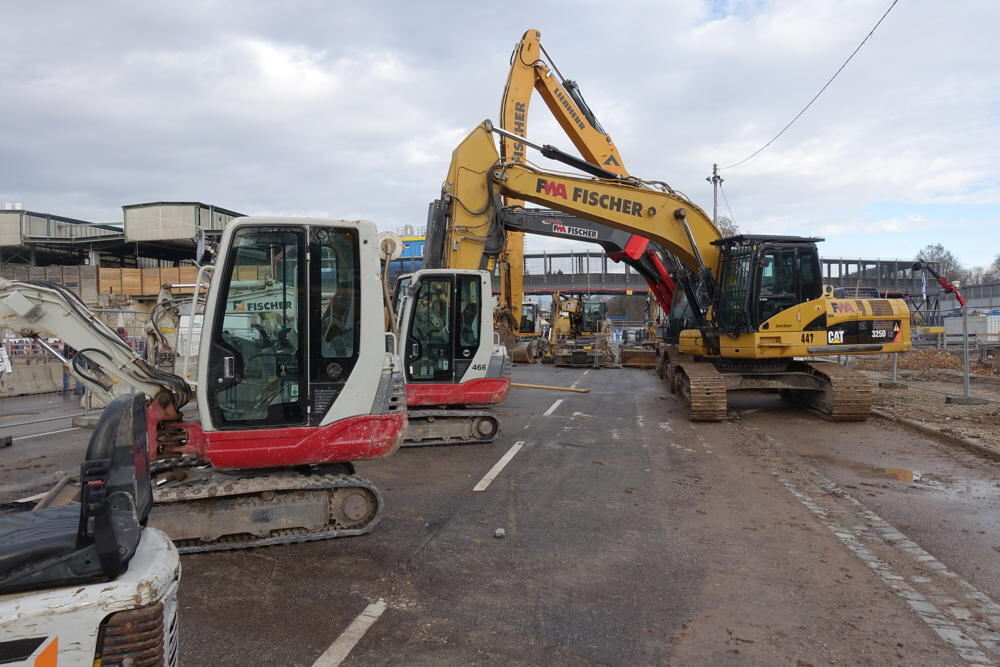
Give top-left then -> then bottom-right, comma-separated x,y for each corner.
535,178 -> 644,217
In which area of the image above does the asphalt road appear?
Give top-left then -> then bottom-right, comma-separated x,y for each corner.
1,369 -> 997,664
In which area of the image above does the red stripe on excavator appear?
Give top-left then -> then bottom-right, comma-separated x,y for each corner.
173,412 -> 406,469
406,377 -> 511,407
643,279 -> 668,312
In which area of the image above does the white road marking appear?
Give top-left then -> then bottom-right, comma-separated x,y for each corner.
543,399 -> 563,416
583,370 -> 590,376
312,599 -> 387,666
13,427 -> 80,441
570,380 -> 580,389
473,441 -> 525,492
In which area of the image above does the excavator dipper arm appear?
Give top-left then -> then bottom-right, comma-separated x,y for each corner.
0,278 -> 192,411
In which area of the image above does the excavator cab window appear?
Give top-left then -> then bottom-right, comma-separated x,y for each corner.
755,246 -> 822,326
310,227 -> 361,424
519,302 -> 538,334
456,275 -> 481,353
757,249 -> 797,323
716,246 -> 755,335
581,301 -> 606,334
208,227 -> 306,428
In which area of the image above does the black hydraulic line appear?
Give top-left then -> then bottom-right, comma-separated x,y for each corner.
488,123 -> 621,180
537,143 -> 621,180
562,79 -> 607,135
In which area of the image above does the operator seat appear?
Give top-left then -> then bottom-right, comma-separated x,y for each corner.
0,393 -> 153,595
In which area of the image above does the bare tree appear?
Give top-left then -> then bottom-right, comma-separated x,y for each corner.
960,254 -> 1000,285
715,215 -> 739,238
915,244 -> 962,281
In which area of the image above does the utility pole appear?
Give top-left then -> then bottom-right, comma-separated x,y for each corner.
705,163 -> 723,223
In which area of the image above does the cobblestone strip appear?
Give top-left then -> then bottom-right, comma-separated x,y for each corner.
776,472 -> 997,665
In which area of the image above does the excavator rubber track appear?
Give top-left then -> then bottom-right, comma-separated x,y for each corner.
150,471 -> 382,554
781,360 -> 872,421
403,409 -> 500,447
674,362 -> 728,421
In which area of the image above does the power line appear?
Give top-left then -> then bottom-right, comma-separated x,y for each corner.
721,0 -> 900,170
719,182 -> 736,226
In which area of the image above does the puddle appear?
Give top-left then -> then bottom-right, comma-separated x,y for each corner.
801,453 -> 926,484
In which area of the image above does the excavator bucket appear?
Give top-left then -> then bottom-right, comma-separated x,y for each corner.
620,346 -> 657,368
510,341 -> 537,364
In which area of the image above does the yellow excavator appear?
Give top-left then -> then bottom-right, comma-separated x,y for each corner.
496,29 -> 633,361
545,291 -> 615,367
436,121 -> 911,421
497,29 -> 684,369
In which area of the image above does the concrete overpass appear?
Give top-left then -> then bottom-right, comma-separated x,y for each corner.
521,252 -> 939,296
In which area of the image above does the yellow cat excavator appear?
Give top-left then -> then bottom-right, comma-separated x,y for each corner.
436,121 -> 911,421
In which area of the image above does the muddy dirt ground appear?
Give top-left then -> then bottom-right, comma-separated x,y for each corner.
861,364 -> 1000,457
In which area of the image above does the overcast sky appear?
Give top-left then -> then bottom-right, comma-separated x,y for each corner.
2,1 -> 997,268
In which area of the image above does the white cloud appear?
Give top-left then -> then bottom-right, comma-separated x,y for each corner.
0,0 -> 997,267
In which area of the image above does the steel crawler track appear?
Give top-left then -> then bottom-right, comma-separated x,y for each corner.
674,362 -> 728,421
150,472 -> 382,554
781,361 -> 873,421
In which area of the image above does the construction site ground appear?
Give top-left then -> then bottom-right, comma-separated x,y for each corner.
1,365 -> 998,665
864,368 -> 1000,458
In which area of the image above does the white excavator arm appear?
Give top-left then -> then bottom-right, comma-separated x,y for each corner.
0,278 -> 192,409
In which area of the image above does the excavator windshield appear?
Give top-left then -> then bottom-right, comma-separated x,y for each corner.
210,227 -> 305,427
206,225 -> 362,428
519,302 -> 538,334
580,301 -> 606,334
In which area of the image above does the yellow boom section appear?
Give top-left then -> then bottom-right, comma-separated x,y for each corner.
443,122 -> 721,277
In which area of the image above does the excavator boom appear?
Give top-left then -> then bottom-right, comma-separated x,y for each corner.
443,121 -> 721,280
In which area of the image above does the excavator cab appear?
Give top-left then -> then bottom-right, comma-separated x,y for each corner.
392,268 -> 509,446
580,300 -> 608,335
713,235 -> 823,335
193,217 -> 406,467
396,269 -> 504,387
